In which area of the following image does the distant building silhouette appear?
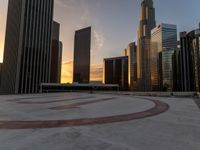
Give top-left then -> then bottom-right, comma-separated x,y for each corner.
73,27 -> 91,84
137,0 -> 156,91
172,48 -> 181,91
50,21 -> 62,83
180,25 -> 200,91
0,63 -> 2,86
103,56 -> 128,91
179,32 -> 193,91
124,42 -> 137,91
151,23 -> 177,91
1,0 -> 54,94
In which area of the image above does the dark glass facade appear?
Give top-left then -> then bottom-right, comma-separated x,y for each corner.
180,29 -> 200,91
159,48 -> 175,91
1,0 -> 54,94
151,24 -> 177,91
180,32 -> 194,91
172,49 -> 181,91
50,21 -> 62,83
0,63 -> 2,86
103,56 -> 128,90
73,27 -> 91,84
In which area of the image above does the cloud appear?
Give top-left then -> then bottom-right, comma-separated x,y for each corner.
61,61 -> 103,83
55,0 -> 93,29
93,30 -> 104,51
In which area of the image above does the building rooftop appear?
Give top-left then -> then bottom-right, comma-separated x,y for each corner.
104,56 -> 128,61
0,92 -> 199,150
75,26 -> 91,33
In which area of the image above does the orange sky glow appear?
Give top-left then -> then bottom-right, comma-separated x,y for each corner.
61,61 -> 103,83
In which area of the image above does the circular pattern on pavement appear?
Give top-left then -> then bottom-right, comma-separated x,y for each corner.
0,96 -> 169,129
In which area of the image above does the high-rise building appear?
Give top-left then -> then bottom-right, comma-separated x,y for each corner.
151,23 -> 177,91
0,0 -> 54,94
73,27 -> 91,84
124,42 -> 137,91
103,56 -> 128,90
0,63 -> 2,86
180,32 -> 193,91
180,26 -> 200,91
159,48 -> 175,91
50,21 -> 62,83
58,42 -> 63,82
137,0 -> 156,91
172,48 -> 181,91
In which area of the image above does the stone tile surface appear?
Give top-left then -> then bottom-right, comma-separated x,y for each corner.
0,92 -> 199,150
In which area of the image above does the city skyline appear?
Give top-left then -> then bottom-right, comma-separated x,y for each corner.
0,0 -> 200,83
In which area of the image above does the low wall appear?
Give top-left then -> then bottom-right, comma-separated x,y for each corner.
98,91 -> 197,97
133,92 -> 196,97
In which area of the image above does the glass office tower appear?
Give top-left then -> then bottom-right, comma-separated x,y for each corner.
124,42 -> 137,91
159,48 -> 175,91
103,56 -> 128,91
0,63 -> 2,86
1,0 -> 54,94
50,21 -> 62,83
73,27 -> 91,84
151,23 -> 177,91
180,27 -> 200,91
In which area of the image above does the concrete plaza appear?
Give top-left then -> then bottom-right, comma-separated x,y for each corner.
0,92 -> 199,150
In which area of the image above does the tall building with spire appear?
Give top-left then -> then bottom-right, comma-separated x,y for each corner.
137,0 -> 156,91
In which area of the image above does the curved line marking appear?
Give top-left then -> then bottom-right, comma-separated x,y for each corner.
50,97 -> 117,110
0,99 -> 169,129
17,96 -> 96,104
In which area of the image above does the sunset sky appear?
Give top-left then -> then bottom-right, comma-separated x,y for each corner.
0,0 -> 200,83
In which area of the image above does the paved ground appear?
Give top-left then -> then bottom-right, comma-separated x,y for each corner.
0,92 -> 199,150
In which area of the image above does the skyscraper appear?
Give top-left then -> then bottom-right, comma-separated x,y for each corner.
73,27 -> 91,84
124,42 -> 137,91
180,32 -> 193,91
137,0 -> 156,91
0,63 -> 2,86
180,26 -> 200,91
50,21 -> 62,83
159,48 -> 175,91
1,0 -> 54,94
103,56 -> 128,90
172,48 -> 181,91
151,23 -> 177,91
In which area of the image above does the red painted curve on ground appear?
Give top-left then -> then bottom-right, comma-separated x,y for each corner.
17,96 -> 96,104
7,94 -> 69,102
50,97 -> 117,110
0,99 -> 169,129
